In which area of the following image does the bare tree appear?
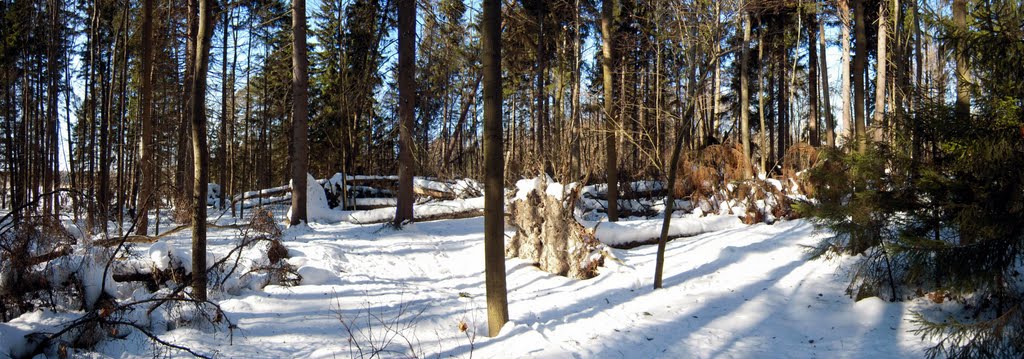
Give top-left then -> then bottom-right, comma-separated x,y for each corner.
291,0 -> 309,225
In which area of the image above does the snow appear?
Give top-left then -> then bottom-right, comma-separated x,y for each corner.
206,183 -> 221,205
413,177 -> 482,198
286,173 -> 346,224
590,214 -> 745,246
347,197 -> 484,224
0,310 -> 81,358
5,207 -> 938,358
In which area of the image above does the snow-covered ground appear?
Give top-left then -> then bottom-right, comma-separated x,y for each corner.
4,208 -> 926,358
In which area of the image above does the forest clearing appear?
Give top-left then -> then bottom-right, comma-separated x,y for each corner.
2,0 -> 1023,357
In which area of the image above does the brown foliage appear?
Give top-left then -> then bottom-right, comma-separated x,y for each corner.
781,143 -> 820,197
674,144 -> 751,201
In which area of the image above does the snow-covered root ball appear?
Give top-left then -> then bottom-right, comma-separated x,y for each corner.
507,176 -> 605,280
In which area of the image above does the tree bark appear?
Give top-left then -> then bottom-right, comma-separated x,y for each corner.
601,0 -> 619,222
395,0 -> 415,227
819,21 -> 835,147
137,0 -> 156,236
482,0 -> 508,337
839,0 -> 852,143
219,7 -> 229,210
853,0 -> 867,153
873,0 -> 888,140
740,10 -> 752,178
291,0 -> 309,225
807,11 -> 820,147
757,32 -> 767,176
953,0 -> 969,122
189,0 -> 217,302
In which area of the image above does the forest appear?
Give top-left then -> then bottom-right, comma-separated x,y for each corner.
1,0 -> 1023,357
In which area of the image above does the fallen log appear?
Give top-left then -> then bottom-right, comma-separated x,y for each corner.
348,208 -> 484,225
92,223 -> 247,247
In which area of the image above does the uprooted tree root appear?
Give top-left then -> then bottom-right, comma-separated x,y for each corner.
506,175 -> 605,280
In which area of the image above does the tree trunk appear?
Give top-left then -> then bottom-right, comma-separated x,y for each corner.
482,0 -> 509,337
853,0 -> 867,153
601,0 -> 619,222
819,21 -> 835,147
395,0 -> 415,227
219,8 -> 229,210
189,0 -> 217,302
757,32 -> 767,176
807,11 -> 820,147
138,0 -> 157,236
873,1 -> 888,140
953,0 -> 969,122
740,10 -> 752,178
839,0 -> 852,143
291,0 -> 309,225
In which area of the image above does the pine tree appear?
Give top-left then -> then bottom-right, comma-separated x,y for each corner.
800,3 -> 1024,356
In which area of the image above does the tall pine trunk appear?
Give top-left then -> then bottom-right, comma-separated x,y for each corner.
853,0 -> 867,153
219,8 -> 229,210
807,11 -> 820,147
740,10 -> 752,177
819,21 -> 835,147
482,0 -> 508,337
953,0 -> 969,122
291,0 -> 309,225
874,1 -> 888,140
395,0 -> 415,227
839,0 -> 852,143
137,0 -> 154,236
601,0 -> 618,222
